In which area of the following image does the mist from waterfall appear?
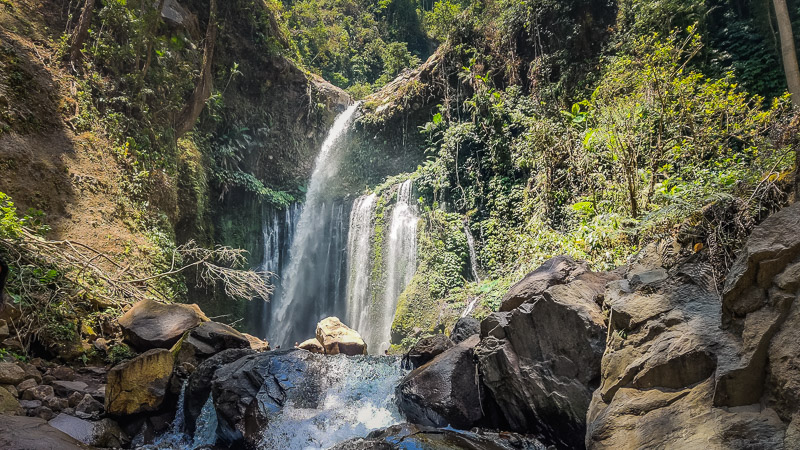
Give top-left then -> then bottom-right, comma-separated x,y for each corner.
268,103 -> 359,346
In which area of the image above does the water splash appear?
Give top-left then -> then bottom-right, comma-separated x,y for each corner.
256,355 -> 405,449
269,103 -> 359,346
345,194 -> 377,339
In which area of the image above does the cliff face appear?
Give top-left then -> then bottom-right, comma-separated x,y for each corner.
0,0 -> 349,323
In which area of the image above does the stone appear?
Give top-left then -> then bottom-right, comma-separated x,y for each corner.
184,348 -> 255,434
0,384 -> 21,414
51,380 -> 89,397
48,366 -> 76,381
93,337 -> 109,353
49,413 -> 126,448
402,334 -> 453,369
23,384 -> 54,401
298,338 -> 325,354
243,333 -> 270,352
3,384 -> 18,398
32,406 -> 55,421
450,317 -> 480,344
68,391 -> 84,407
17,378 -> 37,392
0,361 -> 27,385
396,335 -> 483,429
330,423 -> 545,450
477,272 -> 615,448
20,399 -> 42,409
0,415 -> 92,449
175,321 -> 251,366
43,395 -> 68,412
2,337 -> 24,353
498,255 -> 589,312
106,348 -> 174,416
18,362 -> 42,384
75,393 -> 104,418
315,317 -> 367,355
118,298 -> 209,350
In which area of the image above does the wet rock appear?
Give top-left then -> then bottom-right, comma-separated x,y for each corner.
403,334 -> 453,369
20,399 -> 42,409
498,255 -> 589,312
175,321 -> 250,367
450,317 -> 480,344
106,348 -> 174,416
23,385 -> 54,401
298,338 -> 325,353
397,335 -> 483,429
0,415 -> 92,449
0,384 -> 21,414
330,423 -> 546,450
477,269 -> 616,447
32,405 -> 55,420
210,349 -> 334,447
184,348 -> 255,434
0,361 -> 27,385
316,317 -> 367,355
118,298 -> 209,350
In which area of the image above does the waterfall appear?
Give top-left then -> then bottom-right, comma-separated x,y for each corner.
268,103 -> 359,346
464,223 -> 480,282
374,180 -> 418,353
345,194 -> 377,337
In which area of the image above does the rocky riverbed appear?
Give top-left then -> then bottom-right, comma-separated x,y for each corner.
2,202 -> 800,449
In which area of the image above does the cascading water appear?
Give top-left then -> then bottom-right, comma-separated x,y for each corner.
345,194 -> 377,337
256,355 -> 404,449
375,180 -> 418,353
464,223 -> 480,282
268,103 -> 359,346
251,203 -> 302,338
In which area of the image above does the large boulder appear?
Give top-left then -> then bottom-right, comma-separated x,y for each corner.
106,348 -> 174,416
184,348 -> 255,434
402,334 -> 453,369
118,299 -> 209,350
476,268 -> 616,448
396,335 -> 483,429
49,414 -> 126,448
450,317 -> 480,344
0,384 -> 21,414
174,321 -> 251,367
498,255 -> 589,312
315,317 -> 367,355
0,361 -> 27,385
586,203 -> 800,450
0,415 -> 92,450
298,338 -> 325,354
210,349 -> 333,448
330,423 -> 546,450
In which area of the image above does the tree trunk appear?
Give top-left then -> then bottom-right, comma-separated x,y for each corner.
69,0 -> 97,63
175,0 -> 218,138
773,0 -> 800,107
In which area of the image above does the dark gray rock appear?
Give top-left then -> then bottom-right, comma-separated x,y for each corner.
450,317 -> 480,344
175,321 -> 251,368
330,423 -> 546,450
477,269 -> 618,448
118,298 -> 208,350
498,255 -> 589,312
396,335 -> 483,429
184,348 -> 255,434
403,334 -> 453,369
